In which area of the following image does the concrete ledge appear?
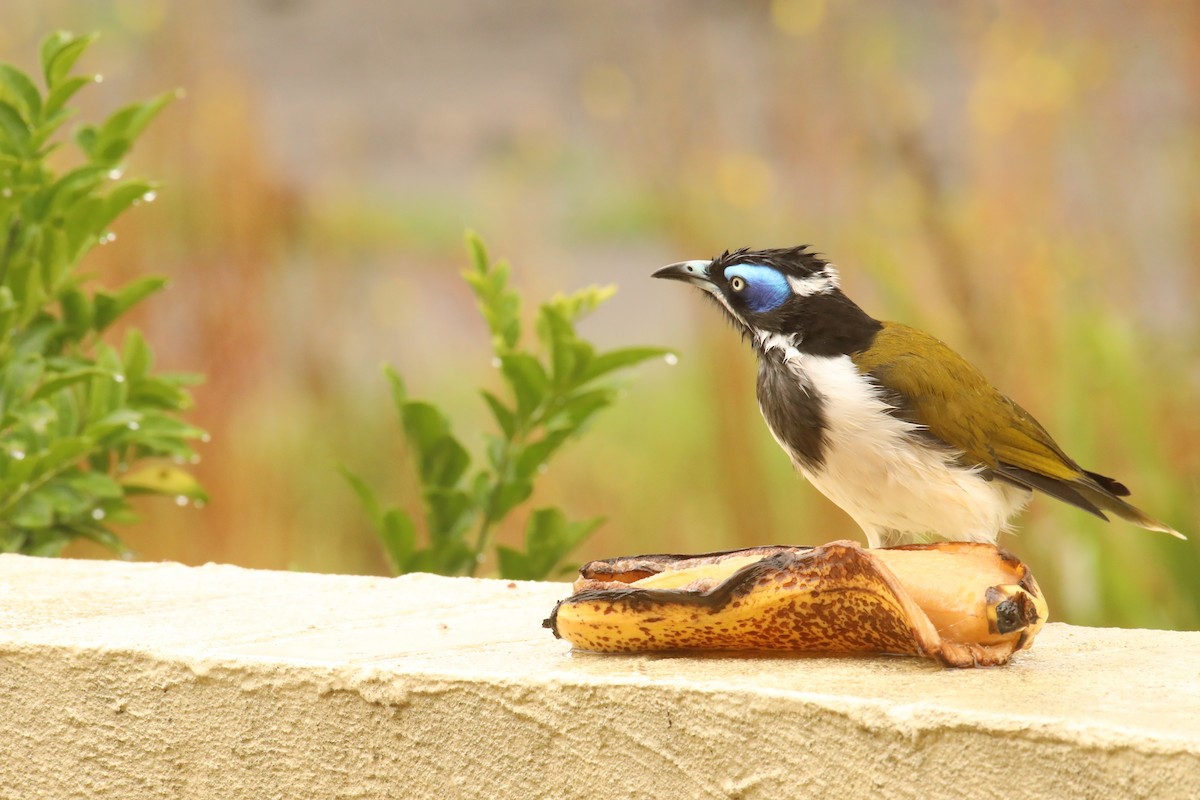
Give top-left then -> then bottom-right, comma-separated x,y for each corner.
1,554 -> 1198,798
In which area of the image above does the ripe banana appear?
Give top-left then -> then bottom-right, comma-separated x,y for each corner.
544,540 -> 1047,668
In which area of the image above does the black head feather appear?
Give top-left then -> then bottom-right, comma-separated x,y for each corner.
709,245 -> 834,282
703,246 -> 881,357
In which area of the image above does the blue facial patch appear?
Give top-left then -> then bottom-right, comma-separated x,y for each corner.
724,264 -> 792,313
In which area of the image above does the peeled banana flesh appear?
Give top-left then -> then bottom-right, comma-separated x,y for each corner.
544,540 -> 1047,668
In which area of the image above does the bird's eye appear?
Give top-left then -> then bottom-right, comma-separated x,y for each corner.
730,276 -> 746,292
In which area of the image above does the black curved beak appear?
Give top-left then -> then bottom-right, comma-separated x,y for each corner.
652,260 -> 714,288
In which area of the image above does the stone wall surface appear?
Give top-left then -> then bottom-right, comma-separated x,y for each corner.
0,554 -> 1197,799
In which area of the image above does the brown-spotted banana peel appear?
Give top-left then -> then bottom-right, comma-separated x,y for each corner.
544,540 -> 1047,668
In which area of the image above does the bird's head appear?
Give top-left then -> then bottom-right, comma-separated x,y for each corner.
653,246 -> 847,347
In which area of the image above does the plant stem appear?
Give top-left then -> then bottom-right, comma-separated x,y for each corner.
467,438 -> 515,578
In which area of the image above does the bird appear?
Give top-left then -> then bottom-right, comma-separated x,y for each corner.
653,245 -> 1184,548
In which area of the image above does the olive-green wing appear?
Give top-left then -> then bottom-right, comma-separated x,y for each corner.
850,323 -> 1104,514
851,323 -> 1182,537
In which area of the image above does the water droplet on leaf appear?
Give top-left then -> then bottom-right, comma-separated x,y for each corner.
127,421 -> 140,431
663,353 -> 679,366
174,495 -> 189,507
11,449 -> 25,460
107,168 -> 123,180
92,508 -> 106,520
142,190 -> 157,203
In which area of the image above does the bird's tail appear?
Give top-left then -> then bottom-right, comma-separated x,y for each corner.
1078,481 -> 1186,540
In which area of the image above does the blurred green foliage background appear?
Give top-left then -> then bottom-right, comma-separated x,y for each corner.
3,0 -> 1196,628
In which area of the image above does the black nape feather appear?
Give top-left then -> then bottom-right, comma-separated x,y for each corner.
782,292 -> 882,358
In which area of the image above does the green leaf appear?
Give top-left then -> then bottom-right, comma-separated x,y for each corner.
32,366 -> 111,399
127,409 -> 205,439
0,64 -> 42,123
536,304 -> 592,385
466,230 -> 489,275
42,166 -> 107,217
489,478 -> 532,521
126,376 -> 194,410
11,489 -> 55,528
85,408 -> 141,439
22,528 -> 71,557
0,101 -> 31,157
42,75 -> 92,121
549,284 -> 617,323
462,232 -> 520,351
498,354 -> 548,421
544,388 -> 615,431
58,287 -> 92,338
89,90 -> 175,164
68,521 -> 130,555
122,328 -> 152,381
424,487 -> 476,541
480,390 -> 515,438
419,435 -> 470,488
48,381 -> 81,437
102,180 -> 157,228
501,507 -> 603,581
0,286 -> 18,339
93,276 -> 168,331
73,124 -> 96,157
409,540 -> 476,577
495,545 -> 531,581
579,346 -> 672,384
339,466 -> 381,525
63,469 -> 122,499
39,479 -> 91,518
38,225 -> 70,296
383,362 -> 406,408
378,508 -> 416,574
0,285 -> 16,312
39,436 -> 94,474
514,428 -> 572,481
399,401 -> 449,455
120,465 -> 207,502
41,32 -> 96,89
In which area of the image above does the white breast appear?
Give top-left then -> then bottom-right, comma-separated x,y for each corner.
761,351 -> 1029,547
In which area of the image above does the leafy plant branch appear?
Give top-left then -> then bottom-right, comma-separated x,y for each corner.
0,32 -> 206,556
345,233 -> 669,580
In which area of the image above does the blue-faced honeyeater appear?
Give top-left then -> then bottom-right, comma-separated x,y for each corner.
654,246 -> 1184,548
